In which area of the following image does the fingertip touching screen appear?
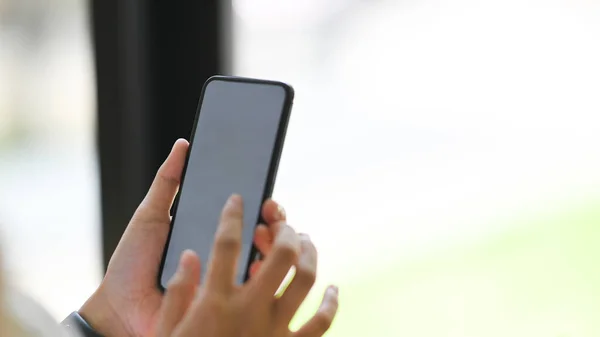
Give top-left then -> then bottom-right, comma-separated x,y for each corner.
161,78 -> 289,287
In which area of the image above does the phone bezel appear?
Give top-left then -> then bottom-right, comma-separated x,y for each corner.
156,75 -> 295,292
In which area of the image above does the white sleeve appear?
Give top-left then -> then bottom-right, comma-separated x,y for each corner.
4,286 -> 81,337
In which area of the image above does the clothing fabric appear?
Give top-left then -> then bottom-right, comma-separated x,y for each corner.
3,286 -> 80,337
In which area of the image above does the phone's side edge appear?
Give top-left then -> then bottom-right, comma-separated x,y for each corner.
242,82 -> 295,283
156,77 -> 218,292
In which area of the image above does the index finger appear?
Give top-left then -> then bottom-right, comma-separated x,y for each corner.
254,200 -> 286,256
262,199 -> 286,224
205,194 -> 244,292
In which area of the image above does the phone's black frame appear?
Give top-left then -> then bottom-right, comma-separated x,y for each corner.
157,75 -> 295,292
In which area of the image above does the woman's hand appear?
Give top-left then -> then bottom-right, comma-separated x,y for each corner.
156,194 -> 339,337
79,139 -> 280,337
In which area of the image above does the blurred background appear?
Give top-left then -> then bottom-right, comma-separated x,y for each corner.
1,0 -> 600,336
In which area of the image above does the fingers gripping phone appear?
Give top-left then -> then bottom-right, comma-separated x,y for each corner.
158,76 -> 294,290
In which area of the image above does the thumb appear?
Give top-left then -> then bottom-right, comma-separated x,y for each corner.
136,138 -> 189,223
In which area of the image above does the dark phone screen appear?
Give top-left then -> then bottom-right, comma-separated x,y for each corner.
160,78 -> 289,287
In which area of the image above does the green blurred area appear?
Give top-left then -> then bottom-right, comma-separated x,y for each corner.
294,200 -> 600,337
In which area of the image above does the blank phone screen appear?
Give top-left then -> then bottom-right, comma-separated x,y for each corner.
160,78 -> 289,287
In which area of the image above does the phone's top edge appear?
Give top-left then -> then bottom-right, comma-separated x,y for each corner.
205,75 -> 294,94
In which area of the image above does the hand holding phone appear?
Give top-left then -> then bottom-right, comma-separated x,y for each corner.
158,76 -> 294,289
155,194 -> 340,337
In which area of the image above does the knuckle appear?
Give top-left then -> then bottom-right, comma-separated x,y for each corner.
166,279 -> 190,295
215,233 -> 241,252
275,241 -> 298,263
131,202 -> 165,225
157,172 -> 180,188
294,265 -> 317,287
206,296 -> 228,312
303,238 -> 318,255
194,291 -> 229,315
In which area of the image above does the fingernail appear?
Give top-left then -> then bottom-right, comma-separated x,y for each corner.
277,204 -> 286,220
299,233 -> 310,240
328,285 -> 339,295
227,194 -> 242,208
178,250 -> 193,273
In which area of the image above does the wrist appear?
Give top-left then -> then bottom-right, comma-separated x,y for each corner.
79,287 -> 130,337
62,311 -> 104,337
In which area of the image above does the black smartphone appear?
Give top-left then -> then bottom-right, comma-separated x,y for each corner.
158,75 -> 294,290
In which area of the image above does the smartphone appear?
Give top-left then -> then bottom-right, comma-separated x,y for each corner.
158,75 -> 294,290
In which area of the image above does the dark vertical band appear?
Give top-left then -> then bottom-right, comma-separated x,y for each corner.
91,0 -> 230,269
